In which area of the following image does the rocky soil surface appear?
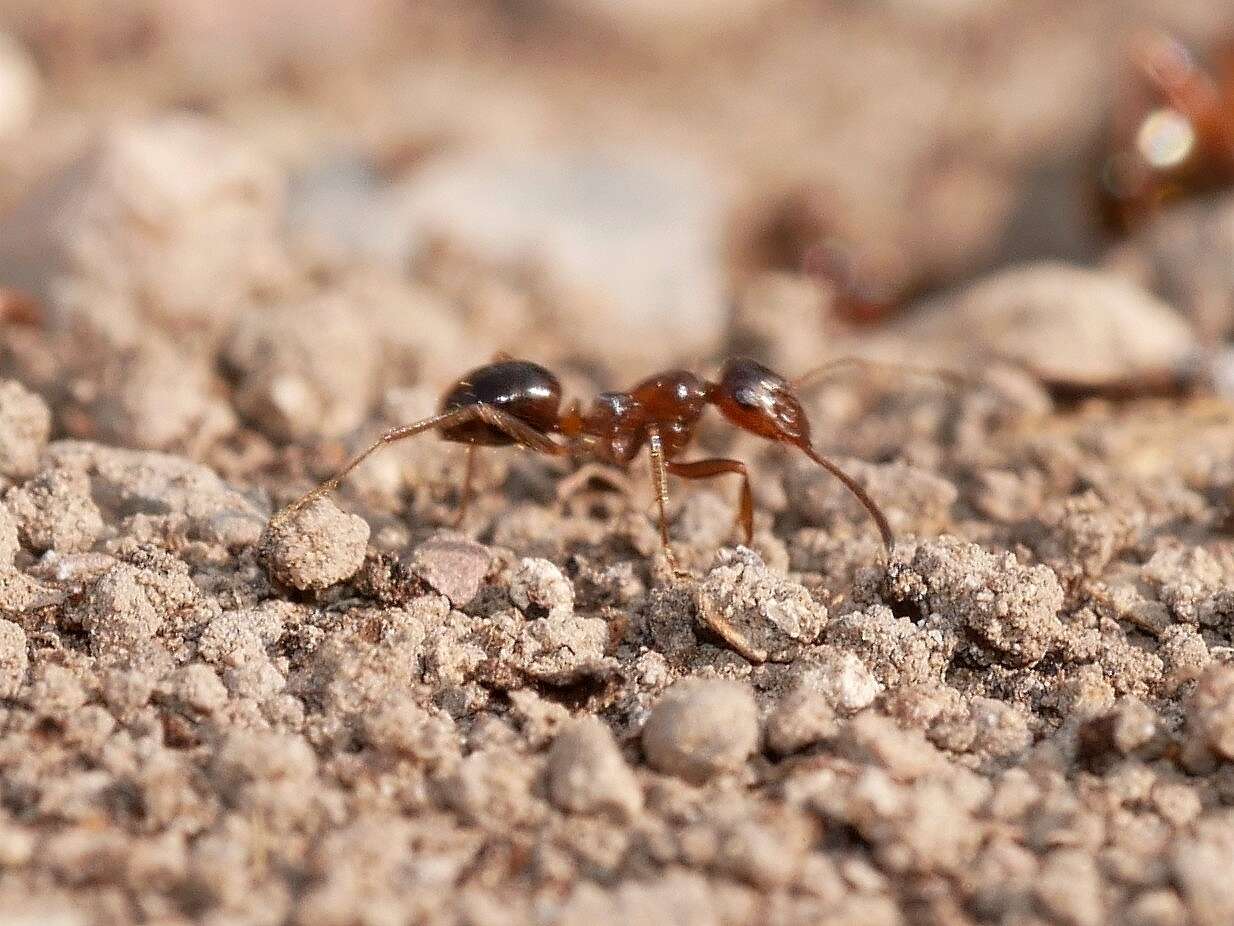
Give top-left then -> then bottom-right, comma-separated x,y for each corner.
4,2 -> 1234,925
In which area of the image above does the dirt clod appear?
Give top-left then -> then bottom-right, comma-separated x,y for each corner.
642,678 -> 759,783
697,547 -> 827,662
889,536 -> 1064,667
6,467 -> 103,553
258,498 -> 369,591
0,379 -> 50,481
547,717 -> 643,818
508,556 -> 575,619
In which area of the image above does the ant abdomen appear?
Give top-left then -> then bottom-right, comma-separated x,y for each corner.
439,360 -> 562,446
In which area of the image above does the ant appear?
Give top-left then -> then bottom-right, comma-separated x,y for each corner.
736,185 -> 908,327
271,355 -> 909,571
1098,29 -> 1234,233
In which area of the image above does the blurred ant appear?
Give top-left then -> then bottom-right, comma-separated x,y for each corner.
1098,29 -> 1234,233
271,355 -> 921,571
736,185 -> 908,327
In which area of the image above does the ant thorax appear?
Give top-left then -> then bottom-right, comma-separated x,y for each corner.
562,370 -> 712,466
564,391 -> 644,465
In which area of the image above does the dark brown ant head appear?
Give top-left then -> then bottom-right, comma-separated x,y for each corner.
712,357 -> 812,451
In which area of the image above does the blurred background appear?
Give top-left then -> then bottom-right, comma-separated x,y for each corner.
0,0 -> 1230,475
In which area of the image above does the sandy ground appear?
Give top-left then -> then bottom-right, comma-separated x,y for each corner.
4,2 -> 1234,924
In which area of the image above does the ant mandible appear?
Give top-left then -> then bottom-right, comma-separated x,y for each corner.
271,355 -> 896,570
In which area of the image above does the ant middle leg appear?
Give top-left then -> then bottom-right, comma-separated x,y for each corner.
453,445 -> 479,528
665,458 -> 753,546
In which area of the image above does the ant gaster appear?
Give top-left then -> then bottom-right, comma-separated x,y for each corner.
273,356 -> 894,569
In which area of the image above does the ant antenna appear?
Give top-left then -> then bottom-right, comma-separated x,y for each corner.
803,445 -> 895,558
791,356 -> 969,393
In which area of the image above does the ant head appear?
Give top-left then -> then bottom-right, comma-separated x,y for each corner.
712,358 -> 812,450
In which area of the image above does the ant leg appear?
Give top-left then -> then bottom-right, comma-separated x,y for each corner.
273,410 -> 458,525
791,356 -> 968,393
556,463 -> 634,505
666,458 -> 753,546
453,445 -> 478,528
646,428 -> 681,572
272,404 -> 567,526
802,445 -> 895,559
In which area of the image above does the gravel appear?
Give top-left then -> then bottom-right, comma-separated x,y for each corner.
641,678 -> 760,783
547,717 -> 643,819
411,534 -> 491,607
258,497 -> 370,591
0,379 -> 49,481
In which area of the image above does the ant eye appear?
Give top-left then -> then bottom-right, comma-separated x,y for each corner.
734,385 -> 764,408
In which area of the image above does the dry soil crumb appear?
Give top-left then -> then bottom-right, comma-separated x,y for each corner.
888,535 -> 1065,667
258,497 -> 370,591
641,677 -> 760,783
5,466 -> 103,553
0,378 -> 49,481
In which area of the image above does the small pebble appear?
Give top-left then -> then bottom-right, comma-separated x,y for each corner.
547,717 -> 642,819
6,467 -> 104,553
258,498 -> 369,591
642,678 -> 759,783
0,617 -> 27,698
509,557 -> 574,619
0,380 -> 50,481
412,535 -> 491,607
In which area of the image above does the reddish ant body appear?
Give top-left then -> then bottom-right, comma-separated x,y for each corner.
1098,30 -> 1234,233
273,356 -> 895,569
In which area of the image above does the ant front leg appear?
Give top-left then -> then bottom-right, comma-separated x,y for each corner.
645,428 -> 685,575
272,410 -> 460,526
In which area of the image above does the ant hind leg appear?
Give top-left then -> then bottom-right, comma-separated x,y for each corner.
272,404 -> 567,528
